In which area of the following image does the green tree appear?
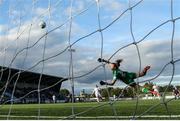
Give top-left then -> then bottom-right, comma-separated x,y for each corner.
59,89 -> 70,97
101,88 -> 108,99
123,87 -> 134,98
100,87 -> 114,99
161,85 -> 174,92
110,87 -> 123,97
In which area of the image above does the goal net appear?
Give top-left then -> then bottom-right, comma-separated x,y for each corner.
0,0 -> 180,120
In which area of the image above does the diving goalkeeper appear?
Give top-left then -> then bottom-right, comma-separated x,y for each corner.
98,58 -> 151,88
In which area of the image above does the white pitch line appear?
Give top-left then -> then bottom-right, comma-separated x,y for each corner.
0,115 -> 180,119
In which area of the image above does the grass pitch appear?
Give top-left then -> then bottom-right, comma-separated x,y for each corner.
0,99 -> 180,120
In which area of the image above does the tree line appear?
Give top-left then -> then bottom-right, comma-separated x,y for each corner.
59,83 -> 179,99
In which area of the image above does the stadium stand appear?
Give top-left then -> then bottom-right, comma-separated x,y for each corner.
0,66 -> 66,104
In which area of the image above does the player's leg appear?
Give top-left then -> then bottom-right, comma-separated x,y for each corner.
138,66 -> 151,77
156,91 -> 161,97
177,93 -> 180,99
98,94 -> 103,101
125,72 -> 138,88
157,92 -> 161,99
130,83 -> 142,97
95,94 -> 99,102
175,93 -> 177,100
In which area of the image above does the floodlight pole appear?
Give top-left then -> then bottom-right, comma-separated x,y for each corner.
68,48 -> 75,117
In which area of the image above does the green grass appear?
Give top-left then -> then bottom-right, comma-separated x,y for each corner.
0,99 -> 180,120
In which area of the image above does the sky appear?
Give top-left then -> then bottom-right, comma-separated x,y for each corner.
0,0 -> 180,95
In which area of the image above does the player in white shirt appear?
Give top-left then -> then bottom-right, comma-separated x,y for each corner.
172,86 -> 180,100
92,85 -> 102,102
52,94 -> 56,103
152,84 -> 161,99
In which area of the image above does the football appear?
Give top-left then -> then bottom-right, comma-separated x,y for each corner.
39,21 -> 46,29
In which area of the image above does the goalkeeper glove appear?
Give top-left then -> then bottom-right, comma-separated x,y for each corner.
97,58 -> 109,63
100,80 -> 107,85
97,58 -> 103,62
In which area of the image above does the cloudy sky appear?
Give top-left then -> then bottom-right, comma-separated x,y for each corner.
0,0 -> 180,94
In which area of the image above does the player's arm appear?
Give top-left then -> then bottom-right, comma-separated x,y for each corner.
92,89 -> 95,95
177,90 -> 180,95
100,79 -> 117,86
91,90 -> 95,97
97,58 -> 116,70
107,79 -> 117,86
97,58 -> 110,63
98,58 -> 118,86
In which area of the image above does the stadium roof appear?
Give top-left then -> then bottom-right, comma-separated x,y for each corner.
0,66 -> 67,86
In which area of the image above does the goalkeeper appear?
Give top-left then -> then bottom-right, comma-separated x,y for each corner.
98,58 -> 151,88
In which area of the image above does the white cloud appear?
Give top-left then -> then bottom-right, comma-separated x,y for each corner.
64,0 -> 86,17
46,61 -> 69,67
34,7 -> 48,17
0,24 -> 7,33
157,75 -> 180,79
98,0 -> 127,20
0,0 -> 3,4
2,26 -> 179,86
100,0 -> 124,12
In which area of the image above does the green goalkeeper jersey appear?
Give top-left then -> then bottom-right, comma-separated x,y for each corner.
112,68 -> 137,85
142,87 -> 149,93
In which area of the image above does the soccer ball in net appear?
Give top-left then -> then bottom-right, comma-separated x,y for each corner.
39,21 -> 46,29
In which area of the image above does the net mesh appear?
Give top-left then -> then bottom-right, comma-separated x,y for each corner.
0,0 -> 180,120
